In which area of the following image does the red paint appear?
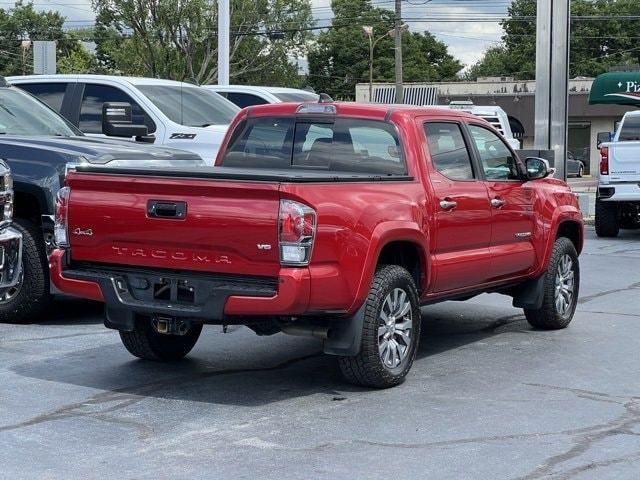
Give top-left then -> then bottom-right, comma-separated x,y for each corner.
52,103 -> 583,318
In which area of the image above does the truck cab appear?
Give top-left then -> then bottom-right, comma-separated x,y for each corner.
7,75 -> 240,163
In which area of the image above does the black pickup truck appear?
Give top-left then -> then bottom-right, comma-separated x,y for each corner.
0,78 -> 204,323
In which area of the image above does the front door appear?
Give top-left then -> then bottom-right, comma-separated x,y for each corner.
466,124 -> 537,280
423,121 -> 493,293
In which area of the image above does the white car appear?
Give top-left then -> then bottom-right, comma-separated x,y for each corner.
433,102 -> 521,151
204,85 -> 319,108
7,75 -> 240,162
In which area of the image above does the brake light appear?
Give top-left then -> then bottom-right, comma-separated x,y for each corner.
600,146 -> 609,175
54,187 -> 70,247
278,199 -> 316,266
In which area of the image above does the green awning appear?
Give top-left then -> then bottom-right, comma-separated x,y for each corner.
590,72 -> 640,105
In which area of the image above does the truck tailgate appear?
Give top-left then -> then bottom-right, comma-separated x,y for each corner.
608,141 -> 640,181
65,172 -> 281,277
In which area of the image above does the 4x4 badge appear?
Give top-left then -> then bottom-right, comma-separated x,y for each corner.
73,228 -> 93,236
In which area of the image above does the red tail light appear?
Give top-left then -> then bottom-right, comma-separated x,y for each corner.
54,187 -> 70,247
600,146 -> 609,175
278,199 -> 316,266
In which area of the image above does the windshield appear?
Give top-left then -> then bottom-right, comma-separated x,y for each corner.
137,85 -> 239,127
0,88 -> 79,137
273,92 -> 319,103
619,116 -> 640,141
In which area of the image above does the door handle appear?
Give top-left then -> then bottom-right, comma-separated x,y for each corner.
148,200 -> 187,219
440,199 -> 458,211
491,198 -> 506,208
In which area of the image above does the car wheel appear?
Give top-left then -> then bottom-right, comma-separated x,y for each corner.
0,218 -> 52,323
338,265 -> 421,388
595,199 -> 619,238
524,237 -> 579,330
577,165 -> 583,178
120,318 -> 203,361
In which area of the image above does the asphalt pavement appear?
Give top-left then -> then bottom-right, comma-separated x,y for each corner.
1,226 -> 640,480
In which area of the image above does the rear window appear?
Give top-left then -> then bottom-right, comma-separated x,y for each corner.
619,116 -> 640,141
222,116 -> 406,175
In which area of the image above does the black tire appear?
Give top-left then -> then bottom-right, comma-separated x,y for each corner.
338,265 -> 421,388
119,318 -> 203,361
595,199 -> 619,238
0,218 -> 52,323
524,237 -> 579,330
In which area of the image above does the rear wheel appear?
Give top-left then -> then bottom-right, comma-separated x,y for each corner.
0,218 -> 52,323
524,237 -> 579,330
119,318 -> 203,361
577,165 -> 584,178
595,199 -> 619,238
338,265 -> 421,388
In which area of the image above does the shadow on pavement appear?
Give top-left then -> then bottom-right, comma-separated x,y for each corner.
10,300 -> 533,407
32,297 -> 104,326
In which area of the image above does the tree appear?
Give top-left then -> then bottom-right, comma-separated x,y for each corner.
92,0 -> 313,85
0,2 -> 93,76
469,0 -> 640,80
307,0 -> 462,99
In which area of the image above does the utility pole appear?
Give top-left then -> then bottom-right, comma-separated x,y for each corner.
394,0 -> 403,103
217,0 -> 230,85
534,0 -> 570,180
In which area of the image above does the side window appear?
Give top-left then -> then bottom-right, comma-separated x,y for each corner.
79,84 -> 156,134
468,125 -> 520,181
349,126 -> 401,162
226,92 -> 269,108
18,83 -> 67,112
424,122 -> 474,180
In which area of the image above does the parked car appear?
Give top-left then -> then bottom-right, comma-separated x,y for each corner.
204,85 -> 319,108
7,75 -> 239,162
434,102 -> 522,150
595,110 -> 640,237
0,78 -> 205,323
51,102 -> 583,388
567,151 -> 585,177
0,160 -> 22,300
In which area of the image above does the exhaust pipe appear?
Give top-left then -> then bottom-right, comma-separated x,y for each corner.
280,323 -> 331,339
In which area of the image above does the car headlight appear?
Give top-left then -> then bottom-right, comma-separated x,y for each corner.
0,161 -> 12,226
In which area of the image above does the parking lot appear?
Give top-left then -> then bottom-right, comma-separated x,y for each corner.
0,226 -> 639,479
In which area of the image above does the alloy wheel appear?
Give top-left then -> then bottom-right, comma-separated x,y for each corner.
555,254 -> 575,318
378,288 -> 413,368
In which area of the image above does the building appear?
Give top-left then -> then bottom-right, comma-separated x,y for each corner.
355,78 -> 635,175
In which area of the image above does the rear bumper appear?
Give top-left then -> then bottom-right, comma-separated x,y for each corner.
0,227 -> 22,290
49,249 -> 311,326
599,183 -> 640,202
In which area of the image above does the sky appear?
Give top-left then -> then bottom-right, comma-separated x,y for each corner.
3,0 -> 511,69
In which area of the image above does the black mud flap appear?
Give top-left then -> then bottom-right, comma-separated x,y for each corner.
323,304 -> 366,356
511,274 -> 546,310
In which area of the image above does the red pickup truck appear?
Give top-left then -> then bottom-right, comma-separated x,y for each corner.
50,102 -> 583,388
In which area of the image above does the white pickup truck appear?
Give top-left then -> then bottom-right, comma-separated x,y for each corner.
596,111 -> 640,237
7,75 -> 240,163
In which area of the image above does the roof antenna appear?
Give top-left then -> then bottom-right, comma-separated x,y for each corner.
318,93 -> 333,103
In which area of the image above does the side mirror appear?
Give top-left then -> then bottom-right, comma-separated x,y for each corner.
102,102 -> 148,138
525,157 -> 555,180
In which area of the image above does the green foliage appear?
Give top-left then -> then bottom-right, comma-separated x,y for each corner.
92,0 -> 313,85
307,0 -> 462,99
469,0 -> 640,80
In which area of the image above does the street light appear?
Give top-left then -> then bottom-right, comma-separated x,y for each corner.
363,24 -> 409,103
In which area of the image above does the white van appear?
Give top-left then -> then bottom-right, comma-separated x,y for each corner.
7,75 -> 240,162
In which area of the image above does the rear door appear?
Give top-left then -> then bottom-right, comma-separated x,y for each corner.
466,123 -> 537,280
422,121 -> 493,293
